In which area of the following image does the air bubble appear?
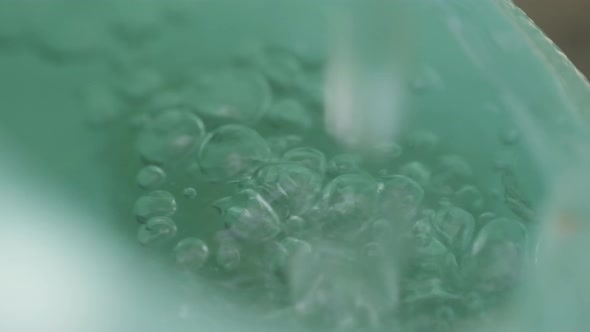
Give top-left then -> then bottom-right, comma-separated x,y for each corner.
477,212 -> 496,226
328,154 -> 363,177
431,155 -> 473,196
216,244 -> 241,271
323,174 -> 380,222
406,131 -> 439,154
175,238 -> 210,270
433,206 -> 475,252
253,163 -> 323,218
283,147 -> 327,175
470,218 -> 528,292
81,84 -> 123,128
454,185 -> 484,212
257,48 -> 303,87
267,99 -> 313,130
183,187 -> 197,199
136,165 -> 166,190
186,68 -> 271,123
133,190 -> 177,223
379,175 -> 424,222
136,109 -> 206,164
222,188 -> 281,242
198,124 -> 271,182
282,237 -> 313,257
363,242 -> 384,258
500,129 -> 520,146
372,142 -> 403,160
266,134 -> 303,155
283,215 -> 306,235
137,216 -> 177,246
399,161 -> 431,188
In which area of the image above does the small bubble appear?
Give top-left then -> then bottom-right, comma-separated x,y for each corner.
253,163 -> 323,219
453,185 -> 484,212
183,187 -> 197,199
283,147 -> 327,175
216,244 -> 240,271
328,154 -> 363,177
431,155 -> 472,196
222,189 -> 281,242
283,215 -> 306,235
175,238 -> 209,270
362,242 -> 384,257
470,218 -> 527,292
405,131 -> 439,153
433,206 -> 475,252
136,109 -> 206,164
323,174 -> 380,222
399,161 -> 431,187
198,124 -> 271,182
410,65 -> 442,94
137,216 -> 177,246
266,134 -> 303,155
117,67 -> 164,101
81,84 -> 123,128
500,129 -> 520,146
133,190 -> 177,223
372,142 -> 403,160
478,212 -> 496,225
186,68 -> 271,123
282,237 -> 313,257
267,99 -> 313,130
136,165 -> 167,190
257,48 -> 303,87
378,175 -> 424,222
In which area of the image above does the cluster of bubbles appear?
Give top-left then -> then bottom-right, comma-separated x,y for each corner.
22,4 -> 530,329
123,43 -> 531,332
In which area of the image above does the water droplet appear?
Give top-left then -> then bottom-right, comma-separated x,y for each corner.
198,124 -> 270,182
378,175 -> 424,222
328,154 -> 364,177
253,163 -> 323,218
133,190 -> 177,223
399,161 -> 431,187
267,99 -> 313,130
136,109 -> 206,164
323,174 -> 379,222
183,187 -> 197,199
186,68 -> 271,123
216,244 -> 240,271
175,237 -> 209,270
136,165 -> 167,190
433,206 -> 475,252
283,147 -> 327,175
137,216 -> 177,245
222,188 -> 281,242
